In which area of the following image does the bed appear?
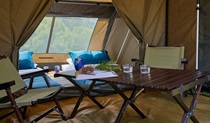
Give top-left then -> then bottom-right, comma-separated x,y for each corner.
18,50 -> 131,98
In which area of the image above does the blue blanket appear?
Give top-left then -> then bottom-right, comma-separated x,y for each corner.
73,79 -> 104,85
24,75 -> 62,88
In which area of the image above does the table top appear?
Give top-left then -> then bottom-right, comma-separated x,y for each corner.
54,67 -> 210,91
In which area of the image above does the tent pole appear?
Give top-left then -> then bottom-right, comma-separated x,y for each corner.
116,29 -> 130,62
196,0 -> 200,70
46,17 -> 55,53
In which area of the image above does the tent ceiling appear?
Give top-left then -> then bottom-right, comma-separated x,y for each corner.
48,0 -> 115,18
55,0 -> 112,4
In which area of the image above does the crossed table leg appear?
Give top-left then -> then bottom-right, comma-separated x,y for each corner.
64,77 -> 104,119
108,82 -> 146,123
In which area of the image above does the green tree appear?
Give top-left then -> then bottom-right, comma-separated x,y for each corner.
20,17 -> 98,53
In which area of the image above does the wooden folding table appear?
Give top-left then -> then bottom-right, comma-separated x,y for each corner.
55,67 -> 210,123
95,67 -> 210,123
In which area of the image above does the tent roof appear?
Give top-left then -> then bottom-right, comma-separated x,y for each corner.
55,0 -> 112,4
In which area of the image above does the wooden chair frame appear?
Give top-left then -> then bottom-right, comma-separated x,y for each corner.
0,57 -> 67,123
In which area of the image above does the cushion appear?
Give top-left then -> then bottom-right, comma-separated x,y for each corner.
68,50 -> 110,65
66,58 -> 74,65
91,50 -> 110,64
68,50 -> 110,86
69,50 -> 93,65
19,51 -> 35,70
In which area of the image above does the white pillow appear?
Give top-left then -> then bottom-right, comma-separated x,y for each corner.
34,63 -> 38,68
62,64 -> 75,71
66,58 -> 73,65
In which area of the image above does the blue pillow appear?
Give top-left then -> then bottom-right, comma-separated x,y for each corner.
19,51 -> 35,70
91,50 -> 110,64
68,50 -> 93,65
68,50 -> 110,65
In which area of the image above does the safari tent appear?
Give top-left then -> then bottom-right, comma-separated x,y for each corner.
1,0 -> 210,123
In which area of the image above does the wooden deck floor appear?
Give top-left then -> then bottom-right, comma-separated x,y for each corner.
1,90 -> 210,123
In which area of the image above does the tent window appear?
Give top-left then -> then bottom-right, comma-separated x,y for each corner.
20,17 -> 51,53
20,17 -> 98,53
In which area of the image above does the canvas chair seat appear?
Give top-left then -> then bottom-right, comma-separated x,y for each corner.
0,57 -> 66,123
0,87 -> 59,108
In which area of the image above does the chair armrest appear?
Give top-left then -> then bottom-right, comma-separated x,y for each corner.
181,58 -> 188,64
20,69 -> 51,89
131,58 -> 144,66
0,81 -> 15,90
20,69 -> 49,79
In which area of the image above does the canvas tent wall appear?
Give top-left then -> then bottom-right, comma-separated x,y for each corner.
167,0 -> 210,71
111,0 -> 198,70
0,0 -> 54,69
199,0 -> 210,71
167,0 -> 197,70
110,0 -> 166,66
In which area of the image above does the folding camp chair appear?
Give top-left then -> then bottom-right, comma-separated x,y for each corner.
132,44 -> 189,98
132,44 -> 187,70
0,57 -> 66,123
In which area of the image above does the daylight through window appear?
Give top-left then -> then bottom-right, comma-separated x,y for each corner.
20,17 -> 98,53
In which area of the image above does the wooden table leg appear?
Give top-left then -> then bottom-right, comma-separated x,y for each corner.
109,83 -> 146,123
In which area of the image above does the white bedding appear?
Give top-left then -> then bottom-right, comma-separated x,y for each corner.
19,68 -> 43,76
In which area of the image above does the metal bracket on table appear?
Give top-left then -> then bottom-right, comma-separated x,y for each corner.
186,101 -> 197,120
179,85 -> 184,100
171,77 -> 208,96
207,75 -> 210,81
